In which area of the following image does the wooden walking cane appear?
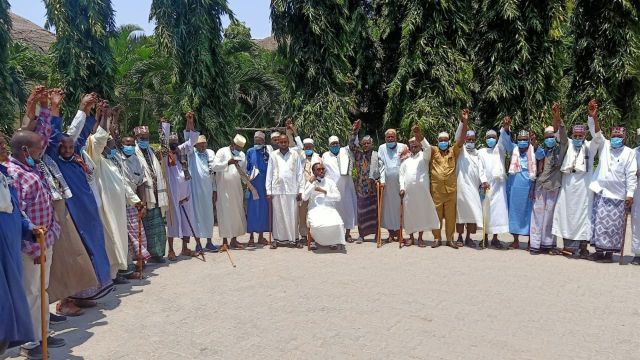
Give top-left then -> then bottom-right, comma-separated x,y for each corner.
376,182 -> 383,248
179,200 -> 205,262
619,206 -> 630,265
137,207 -> 144,278
35,229 -> 48,360
222,244 -> 237,268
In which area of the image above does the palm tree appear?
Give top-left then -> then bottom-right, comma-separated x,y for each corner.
0,0 -> 14,132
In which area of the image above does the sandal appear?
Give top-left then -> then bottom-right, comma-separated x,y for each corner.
246,240 -> 256,248
417,239 -> 426,248
509,241 -> 520,250
73,299 -> 97,308
180,249 -> 196,257
465,238 -> 476,248
346,235 -> 354,243
490,239 -> 504,250
230,240 -> 245,250
167,250 -> 178,261
431,240 -> 442,248
405,238 -> 413,247
548,248 -> 563,256
446,241 -> 459,249
257,237 -> 268,246
56,301 -> 84,317
631,256 -> 640,265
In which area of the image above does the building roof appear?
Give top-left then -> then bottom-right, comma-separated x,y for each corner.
9,12 -> 55,53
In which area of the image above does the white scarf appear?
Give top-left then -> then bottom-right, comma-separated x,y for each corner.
135,145 -> 168,210
338,147 -> 353,176
560,143 -> 588,174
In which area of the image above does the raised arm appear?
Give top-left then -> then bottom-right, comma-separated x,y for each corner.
499,116 -> 515,154
455,109 -> 469,149
552,102 -> 569,153
349,120 -> 362,152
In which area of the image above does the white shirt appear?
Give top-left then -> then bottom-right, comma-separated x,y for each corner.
266,149 -> 304,195
590,141 -> 637,200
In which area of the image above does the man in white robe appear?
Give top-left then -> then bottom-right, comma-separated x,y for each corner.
322,135 -> 357,241
588,103 -> 637,262
162,114 -> 199,260
188,134 -> 218,253
87,107 -> 142,281
399,133 -> 440,247
266,133 -> 304,248
455,129 -> 483,248
631,128 -> 640,265
552,102 -> 603,258
477,128 -> 509,249
378,129 -> 408,242
212,134 -> 248,249
303,162 -> 346,250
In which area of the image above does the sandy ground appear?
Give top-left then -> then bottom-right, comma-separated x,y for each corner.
2,226 -> 640,360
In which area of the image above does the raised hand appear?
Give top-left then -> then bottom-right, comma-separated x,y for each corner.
588,99 -> 598,118
285,118 -> 293,130
80,93 -> 97,113
460,108 -> 470,124
49,88 -> 65,108
352,119 -> 362,133
502,116 -> 512,130
411,124 -> 423,142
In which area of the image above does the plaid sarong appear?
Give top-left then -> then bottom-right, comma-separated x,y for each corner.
143,206 -> 167,258
127,206 -> 151,261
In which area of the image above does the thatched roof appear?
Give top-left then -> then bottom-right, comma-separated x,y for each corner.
254,36 -> 277,51
9,12 -> 55,53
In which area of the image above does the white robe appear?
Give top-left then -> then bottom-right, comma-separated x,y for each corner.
302,178 -> 346,246
631,147 -> 640,255
399,146 -> 440,234
322,148 -> 357,229
266,149 -> 304,241
212,146 -> 247,238
456,146 -> 483,225
552,124 -> 602,241
88,127 -> 140,277
188,149 -> 216,238
163,125 -> 199,238
378,143 -> 408,230
477,145 -> 509,235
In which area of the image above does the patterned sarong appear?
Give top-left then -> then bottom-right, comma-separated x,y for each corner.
127,206 -> 151,261
357,194 -> 378,238
529,188 -> 559,250
590,193 -> 625,252
143,207 -> 167,258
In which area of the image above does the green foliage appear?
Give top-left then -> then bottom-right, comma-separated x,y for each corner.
472,0 -> 568,136
44,0 -> 116,116
150,0 -> 234,148
0,0 -> 14,133
568,0 -> 640,134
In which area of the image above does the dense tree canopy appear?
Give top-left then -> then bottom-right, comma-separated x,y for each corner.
3,0 -> 640,145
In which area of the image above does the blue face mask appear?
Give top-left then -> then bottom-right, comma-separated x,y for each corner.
465,142 -> 476,150
330,145 -> 340,155
386,142 -> 397,149
611,137 -> 624,149
544,137 -> 557,148
107,148 -> 117,160
438,141 -> 449,151
572,138 -> 584,148
517,140 -> 529,149
231,149 -> 240,156
137,140 -> 149,150
123,145 -> 135,156
304,149 -> 314,157
26,155 -> 35,167
486,138 -> 497,148
254,144 -> 264,150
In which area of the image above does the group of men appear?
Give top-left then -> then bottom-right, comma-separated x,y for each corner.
2,84 -> 640,358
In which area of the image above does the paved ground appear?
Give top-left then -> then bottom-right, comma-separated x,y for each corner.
2,228 -> 640,360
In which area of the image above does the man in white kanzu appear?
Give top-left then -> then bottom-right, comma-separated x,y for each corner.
455,128 -> 483,248
399,127 -> 440,247
322,134 -> 358,242
552,99 -> 602,258
477,126 -> 509,249
266,133 -> 304,248
302,162 -> 346,250
588,114 -> 637,262
212,134 -> 248,249
378,129 -> 408,243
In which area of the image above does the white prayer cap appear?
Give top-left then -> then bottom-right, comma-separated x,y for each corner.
270,132 -> 280,139
303,138 -> 314,145
196,135 -> 207,144
385,129 -> 397,136
636,128 -> 640,136
328,135 -> 339,144
233,134 -> 247,148
544,126 -> 555,134
438,131 -> 450,139
486,130 -> 497,137
466,130 -> 475,137
254,131 -> 265,140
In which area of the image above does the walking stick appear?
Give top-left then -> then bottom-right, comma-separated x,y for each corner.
137,207 -> 144,278
268,197 -> 273,245
36,229 -> 48,360
307,229 -> 312,251
399,193 -> 404,249
619,207 -> 630,265
179,200 -> 205,262
222,244 -> 237,267
376,182 -> 383,248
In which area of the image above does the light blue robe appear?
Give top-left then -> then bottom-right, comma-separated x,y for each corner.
188,149 -> 216,238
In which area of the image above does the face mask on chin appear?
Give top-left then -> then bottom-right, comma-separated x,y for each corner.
137,140 -> 149,150
386,142 -> 397,149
